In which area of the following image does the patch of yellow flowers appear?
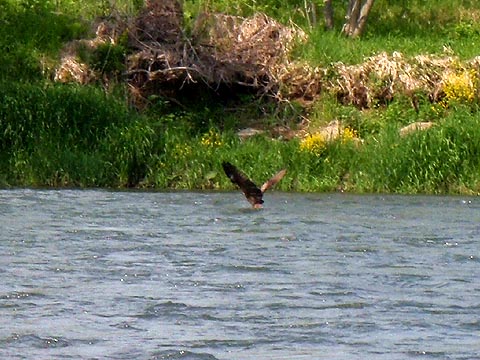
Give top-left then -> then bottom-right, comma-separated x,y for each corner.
201,129 -> 223,147
341,127 -> 358,144
300,132 -> 326,156
173,143 -> 192,158
300,127 -> 359,156
442,69 -> 477,104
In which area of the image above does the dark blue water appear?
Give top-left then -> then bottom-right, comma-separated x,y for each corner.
0,189 -> 479,359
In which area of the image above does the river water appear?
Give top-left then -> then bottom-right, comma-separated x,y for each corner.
0,189 -> 479,359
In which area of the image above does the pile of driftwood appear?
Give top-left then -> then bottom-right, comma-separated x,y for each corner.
56,0 -> 307,106
126,1 -> 308,105
55,0 -> 480,109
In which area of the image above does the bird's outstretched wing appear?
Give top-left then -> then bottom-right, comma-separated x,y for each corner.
222,162 -> 263,206
260,169 -> 287,193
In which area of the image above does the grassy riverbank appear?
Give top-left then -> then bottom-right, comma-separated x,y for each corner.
2,0 -> 480,194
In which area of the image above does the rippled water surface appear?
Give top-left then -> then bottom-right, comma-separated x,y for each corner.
1,189 -> 479,359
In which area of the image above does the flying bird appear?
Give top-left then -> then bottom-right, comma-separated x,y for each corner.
222,161 -> 286,209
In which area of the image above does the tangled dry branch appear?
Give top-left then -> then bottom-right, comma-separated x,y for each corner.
126,2 -> 306,105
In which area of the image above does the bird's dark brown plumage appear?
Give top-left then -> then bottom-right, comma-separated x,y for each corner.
222,161 -> 286,208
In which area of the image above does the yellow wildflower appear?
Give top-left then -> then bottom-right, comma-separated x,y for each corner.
442,69 -> 477,104
173,143 -> 192,158
341,127 -> 358,144
300,132 -> 326,156
201,129 -> 223,147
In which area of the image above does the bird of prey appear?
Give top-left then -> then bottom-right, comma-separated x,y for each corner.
222,161 -> 286,209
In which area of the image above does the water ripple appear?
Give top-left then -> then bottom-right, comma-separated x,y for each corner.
1,190 -> 479,359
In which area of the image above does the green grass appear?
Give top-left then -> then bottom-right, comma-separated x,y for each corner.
0,1 -> 84,80
351,106 -> 480,194
2,81 -> 480,194
0,82 -> 150,187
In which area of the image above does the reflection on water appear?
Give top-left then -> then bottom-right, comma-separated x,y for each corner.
0,189 -> 479,359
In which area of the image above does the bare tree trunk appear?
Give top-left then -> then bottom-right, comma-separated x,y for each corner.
344,0 -> 361,35
304,0 -> 317,28
323,0 -> 334,30
342,0 -> 375,38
